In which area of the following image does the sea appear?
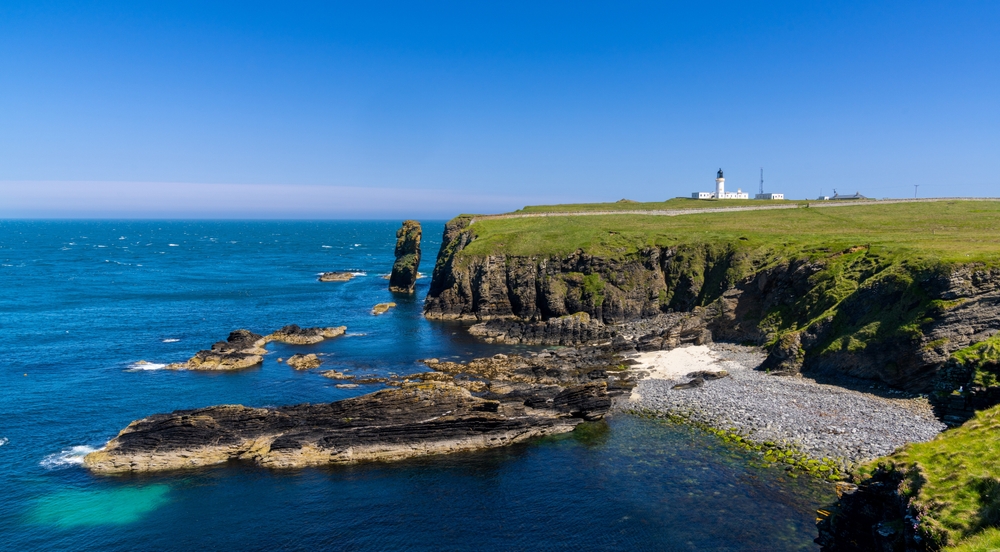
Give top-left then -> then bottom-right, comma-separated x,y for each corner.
0,220 -> 834,551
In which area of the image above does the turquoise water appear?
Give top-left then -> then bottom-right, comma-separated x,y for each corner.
0,221 -> 833,550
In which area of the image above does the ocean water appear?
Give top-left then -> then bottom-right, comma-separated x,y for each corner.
0,220 -> 834,551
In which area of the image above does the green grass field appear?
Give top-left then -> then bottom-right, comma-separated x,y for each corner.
513,197 -> 815,213
462,200 -> 1000,265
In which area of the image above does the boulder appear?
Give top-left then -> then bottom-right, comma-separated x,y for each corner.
286,354 -> 322,370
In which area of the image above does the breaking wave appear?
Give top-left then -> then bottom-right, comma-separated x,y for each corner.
127,361 -> 167,371
41,445 -> 98,469
162,338 -> 181,343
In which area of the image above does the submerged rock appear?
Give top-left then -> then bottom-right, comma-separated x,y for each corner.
318,272 -> 354,282
388,220 -> 421,294
286,354 -> 322,370
320,370 -> 354,380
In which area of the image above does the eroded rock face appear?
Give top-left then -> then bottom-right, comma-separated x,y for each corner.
85,347 -> 634,473
389,220 -> 421,293
424,219 -> 1000,393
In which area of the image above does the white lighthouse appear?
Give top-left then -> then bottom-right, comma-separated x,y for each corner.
690,168 -> 749,199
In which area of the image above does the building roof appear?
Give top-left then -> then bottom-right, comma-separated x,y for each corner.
831,191 -> 868,200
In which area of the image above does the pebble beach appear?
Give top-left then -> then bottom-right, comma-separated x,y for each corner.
621,343 -> 947,465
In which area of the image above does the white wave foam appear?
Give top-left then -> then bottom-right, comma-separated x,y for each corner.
351,271 -> 367,276
354,243 -> 361,247
41,445 -> 98,469
321,245 -> 332,248
162,338 -> 180,343
168,244 -> 179,247
0,437 -> 8,447
128,361 -> 167,371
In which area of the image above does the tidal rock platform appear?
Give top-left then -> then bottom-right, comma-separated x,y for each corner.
86,347 -> 634,473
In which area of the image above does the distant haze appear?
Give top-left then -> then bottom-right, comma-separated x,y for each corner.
1,2 -> 998,217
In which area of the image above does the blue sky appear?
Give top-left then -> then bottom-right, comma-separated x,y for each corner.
2,1 -> 998,217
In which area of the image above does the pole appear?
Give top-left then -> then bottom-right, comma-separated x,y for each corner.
914,185 -> 919,198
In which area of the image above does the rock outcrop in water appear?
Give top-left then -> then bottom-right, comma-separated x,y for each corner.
166,326 -> 346,370
166,330 -> 267,371
389,220 -> 421,293
267,324 -> 346,345
318,271 -> 354,282
85,347 -> 635,473
424,217 -> 1000,396
286,353 -> 322,370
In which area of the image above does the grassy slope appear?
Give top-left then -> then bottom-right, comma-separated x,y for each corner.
859,405 -> 1000,550
466,201 -> 1000,264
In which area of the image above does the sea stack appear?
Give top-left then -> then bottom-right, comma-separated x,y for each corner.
389,220 -> 421,293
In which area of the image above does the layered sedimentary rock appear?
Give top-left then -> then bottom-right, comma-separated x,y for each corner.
85,348 -> 632,473
389,220 -> 422,293
167,326 -> 346,370
424,218 -> 1000,395
372,302 -> 396,315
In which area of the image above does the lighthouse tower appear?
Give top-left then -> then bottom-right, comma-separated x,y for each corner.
715,168 -> 725,198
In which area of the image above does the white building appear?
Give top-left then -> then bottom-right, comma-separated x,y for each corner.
691,169 -> 749,199
755,193 -> 784,200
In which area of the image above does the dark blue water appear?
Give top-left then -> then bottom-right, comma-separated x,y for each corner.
1,221 -> 833,551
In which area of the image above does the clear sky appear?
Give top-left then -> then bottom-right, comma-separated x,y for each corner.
2,1 -> 998,218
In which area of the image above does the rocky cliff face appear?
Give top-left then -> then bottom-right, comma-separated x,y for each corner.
424,219 -> 1000,394
389,220 -> 422,293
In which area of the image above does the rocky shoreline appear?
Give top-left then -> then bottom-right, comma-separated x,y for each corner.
621,343 -> 946,467
85,346 -> 638,473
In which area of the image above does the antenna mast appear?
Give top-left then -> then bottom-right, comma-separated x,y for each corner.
759,168 -> 764,195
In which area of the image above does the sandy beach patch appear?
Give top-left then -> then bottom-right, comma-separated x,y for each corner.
628,345 -> 728,401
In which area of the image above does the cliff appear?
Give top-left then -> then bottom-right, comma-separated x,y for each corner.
423,207 -> 1000,397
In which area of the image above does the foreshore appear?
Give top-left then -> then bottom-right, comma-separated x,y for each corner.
618,343 -> 946,467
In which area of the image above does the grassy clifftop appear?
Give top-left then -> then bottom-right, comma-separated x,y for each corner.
851,405 -> 1000,550
463,201 -> 1000,264
513,197 -> 815,212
